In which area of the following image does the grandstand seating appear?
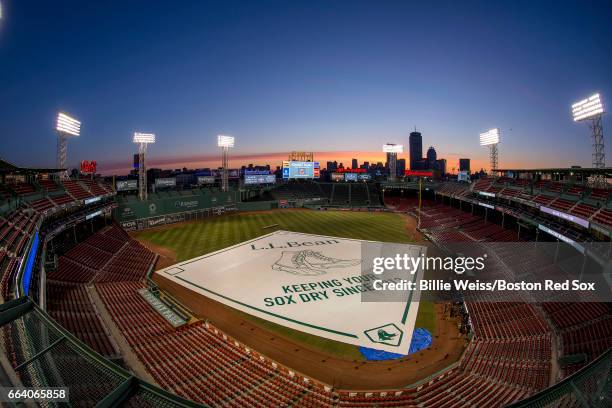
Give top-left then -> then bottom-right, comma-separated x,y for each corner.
592,208 -> 612,227
43,224 -> 155,360
29,197 -> 55,213
9,182 -> 35,196
542,302 -> 612,376
570,203 -> 598,219
46,280 -> 118,356
38,179 -> 59,192
589,188 -> 609,201
63,180 -> 93,200
81,179 -> 112,196
550,198 -> 575,212
51,193 -> 75,206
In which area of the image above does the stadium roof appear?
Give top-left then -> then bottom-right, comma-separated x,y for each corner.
0,158 -> 65,174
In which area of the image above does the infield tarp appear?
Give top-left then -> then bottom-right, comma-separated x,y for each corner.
156,230 -> 425,353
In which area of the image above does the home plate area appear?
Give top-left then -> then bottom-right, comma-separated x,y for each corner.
156,230 -> 423,354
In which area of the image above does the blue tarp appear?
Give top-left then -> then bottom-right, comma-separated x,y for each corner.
359,328 -> 433,361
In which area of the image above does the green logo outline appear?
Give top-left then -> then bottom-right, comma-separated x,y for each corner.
364,323 -> 404,347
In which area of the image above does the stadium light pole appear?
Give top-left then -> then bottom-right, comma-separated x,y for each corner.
479,128 -> 500,176
133,132 -> 155,201
218,135 -> 235,192
572,93 -> 605,188
55,112 -> 81,179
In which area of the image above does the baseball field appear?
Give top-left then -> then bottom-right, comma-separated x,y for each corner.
133,209 -> 436,361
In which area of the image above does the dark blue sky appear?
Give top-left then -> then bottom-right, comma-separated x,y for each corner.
0,0 -> 611,173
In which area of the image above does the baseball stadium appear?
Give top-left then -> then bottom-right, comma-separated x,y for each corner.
0,1 -> 611,407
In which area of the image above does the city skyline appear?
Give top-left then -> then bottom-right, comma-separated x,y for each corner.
1,1 -> 611,175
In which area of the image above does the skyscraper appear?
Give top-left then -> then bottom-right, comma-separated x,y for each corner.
351,158 -> 358,169
426,146 -> 437,169
409,131 -> 423,170
459,158 -> 471,173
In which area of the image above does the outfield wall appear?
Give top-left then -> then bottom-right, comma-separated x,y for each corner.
114,190 -> 241,230
114,190 -> 240,221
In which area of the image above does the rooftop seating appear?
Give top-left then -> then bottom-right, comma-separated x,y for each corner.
38,179 -> 59,192
9,182 -> 36,196
63,180 -> 93,200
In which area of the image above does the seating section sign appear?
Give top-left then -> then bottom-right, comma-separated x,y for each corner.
156,231 -> 423,353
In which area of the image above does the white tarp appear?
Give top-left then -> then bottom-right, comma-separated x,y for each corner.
156,230 -> 424,353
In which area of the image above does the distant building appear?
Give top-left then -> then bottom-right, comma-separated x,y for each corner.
351,158 -> 358,169
409,131 -> 423,170
426,146 -> 437,169
386,152 -> 398,180
435,159 -> 447,175
459,158 -> 471,173
397,158 -> 406,177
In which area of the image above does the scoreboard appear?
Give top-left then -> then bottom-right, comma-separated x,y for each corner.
282,161 -> 320,179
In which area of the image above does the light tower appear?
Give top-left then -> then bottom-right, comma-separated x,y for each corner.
133,132 -> 155,201
479,128 -> 500,175
383,143 -> 403,180
572,93 -> 605,187
217,135 -> 234,192
55,112 -> 81,178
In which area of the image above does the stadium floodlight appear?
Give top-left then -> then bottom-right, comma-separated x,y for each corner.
572,93 -> 604,122
382,144 -> 404,153
572,93 -> 606,187
479,128 -> 500,146
55,112 -> 81,179
133,132 -> 156,144
133,132 -> 156,201
480,128 -> 500,174
217,135 -> 235,148
56,112 -> 81,136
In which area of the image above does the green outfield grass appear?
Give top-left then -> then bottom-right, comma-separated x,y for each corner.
134,209 -> 436,360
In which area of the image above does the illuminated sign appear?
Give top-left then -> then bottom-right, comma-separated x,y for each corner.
331,173 -> 344,182
383,144 -> 404,153
244,175 -> 277,184
479,191 -> 496,198
80,160 -> 97,174
84,197 -> 101,205
335,168 -> 367,173
405,170 -> 434,177
478,202 -> 495,210
244,169 -> 270,175
86,210 -> 102,220
344,173 -> 358,182
197,176 -> 216,185
283,161 -> 316,179
540,206 -> 590,229
155,178 -> 176,187
538,224 -> 585,253
116,180 -> 138,191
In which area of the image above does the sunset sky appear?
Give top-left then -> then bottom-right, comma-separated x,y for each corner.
1,0 -> 611,175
